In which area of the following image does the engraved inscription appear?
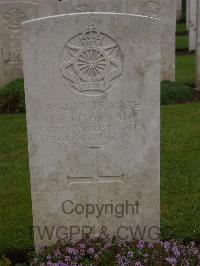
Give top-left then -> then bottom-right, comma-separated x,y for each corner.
75,4 -> 90,12
47,100 -> 144,146
4,8 -> 27,30
58,0 -> 125,13
66,0 -> 92,12
1,48 -> 22,65
67,147 -> 124,185
61,25 -> 123,95
110,0 -> 122,12
140,1 -> 161,18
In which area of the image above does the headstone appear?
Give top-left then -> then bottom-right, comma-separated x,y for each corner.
57,0 -> 127,13
39,0 -> 176,81
186,0 -> 190,30
196,0 -> 200,89
176,0 -> 182,21
0,0 -> 39,86
127,0 -> 176,81
38,0 -> 56,17
38,0 -> 128,16
22,13 -> 160,248
189,0 -> 197,51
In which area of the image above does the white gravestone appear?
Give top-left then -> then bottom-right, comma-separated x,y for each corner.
57,0 -> 127,13
186,0 -> 190,30
38,0 -> 127,16
127,0 -> 176,82
189,0 -> 197,51
0,1 -> 39,86
39,0 -> 176,81
22,13 -> 160,248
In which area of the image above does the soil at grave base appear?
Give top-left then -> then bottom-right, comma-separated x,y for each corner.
176,90 -> 200,104
176,50 -> 195,56
176,31 -> 188,36
0,248 -> 34,265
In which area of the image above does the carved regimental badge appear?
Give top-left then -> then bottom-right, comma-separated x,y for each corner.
61,25 -> 123,95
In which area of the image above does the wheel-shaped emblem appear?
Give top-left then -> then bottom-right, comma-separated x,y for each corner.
74,47 -> 109,82
60,25 -> 123,95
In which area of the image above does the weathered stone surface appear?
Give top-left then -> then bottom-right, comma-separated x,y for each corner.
39,0 -> 176,81
38,0 -> 56,17
189,0 -> 197,51
160,0 -> 176,80
56,0 -> 127,13
176,0 -> 182,21
22,13 -> 160,249
0,1 -> 39,86
127,0 -> 176,82
186,0 -> 190,30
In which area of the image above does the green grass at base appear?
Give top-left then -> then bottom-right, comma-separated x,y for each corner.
0,103 -> 200,252
176,23 -> 187,33
161,81 -> 194,105
176,35 -> 188,50
0,115 -> 33,253
176,54 -> 195,87
161,103 -> 200,240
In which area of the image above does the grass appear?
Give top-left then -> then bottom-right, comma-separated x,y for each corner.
161,103 -> 200,240
176,23 -> 187,33
161,81 -> 195,105
0,79 -> 196,118
176,54 -> 196,87
176,35 -> 188,50
0,16 -> 199,259
0,115 -> 33,254
175,21 -> 195,88
0,103 -> 200,254
0,79 -> 25,114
